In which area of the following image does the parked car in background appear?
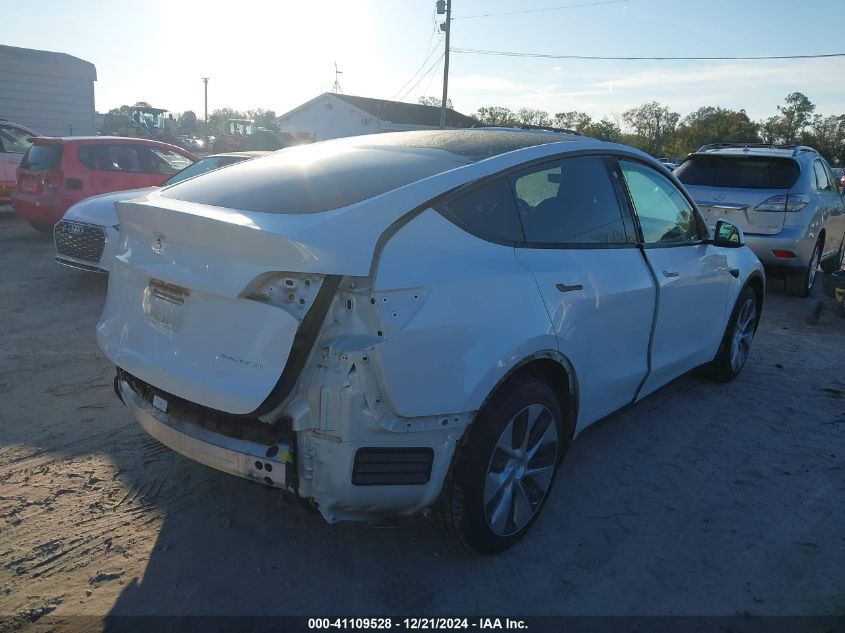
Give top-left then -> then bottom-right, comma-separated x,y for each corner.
11,136 -> 196,232
97,130 -> 764,553
676,143 -> 845,296
658,158 -> 678,171
0,120 -> 39,203
54,152 -> 270,273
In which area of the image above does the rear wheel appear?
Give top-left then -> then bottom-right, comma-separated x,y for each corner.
710,285 -> 758,382
785,241 -> 821,297
433,374 -> 567,554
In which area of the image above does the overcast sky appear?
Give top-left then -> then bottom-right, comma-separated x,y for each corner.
5,0 -> 845,122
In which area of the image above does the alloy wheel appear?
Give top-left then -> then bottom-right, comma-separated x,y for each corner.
483,404 -> 558,536
730,298 -> 757,372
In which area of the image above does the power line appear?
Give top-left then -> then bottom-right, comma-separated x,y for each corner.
454,0 -> 631,20
391,12 -> 442,101
452,47 -> 845,61
398,52 -> 446,103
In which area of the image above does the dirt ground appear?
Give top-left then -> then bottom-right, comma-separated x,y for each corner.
1,209 -> 843,626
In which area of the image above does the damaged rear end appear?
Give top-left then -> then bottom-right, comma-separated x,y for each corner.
97,141 -> 479,521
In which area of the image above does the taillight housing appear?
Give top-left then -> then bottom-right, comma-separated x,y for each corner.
239,272 -> 324,321
43,169 -> 64,191
755,194 -> 808,213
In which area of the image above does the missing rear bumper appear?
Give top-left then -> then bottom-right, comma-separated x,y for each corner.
119,379 -> 294,490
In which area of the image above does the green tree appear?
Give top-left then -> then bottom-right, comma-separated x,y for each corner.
801,113 -> 845,164
583,118 -> 622,142
177,110 -> 198,135
668,106 -> 759,156
473,106 -> 518,126
515,108 -> 551,127
553,110 -> 592,133
418,96 -> 453,108
622,101 -> 680,156
775,92 -> 815,144
248,109 -> 278,130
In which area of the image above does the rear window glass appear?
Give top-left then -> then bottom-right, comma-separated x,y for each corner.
162,155 -> 245,186
161,144 -> 468,213
21,144 -> 62,171
675,155 -> 800,190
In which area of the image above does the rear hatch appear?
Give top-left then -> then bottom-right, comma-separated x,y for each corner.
97,196 -> 342,416
676,153 -> 801,235
16,141 -> 63,195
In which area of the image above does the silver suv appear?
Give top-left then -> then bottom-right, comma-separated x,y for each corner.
676,143 -> 845,296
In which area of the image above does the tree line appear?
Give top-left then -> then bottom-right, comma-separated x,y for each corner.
470,92 -> 845,165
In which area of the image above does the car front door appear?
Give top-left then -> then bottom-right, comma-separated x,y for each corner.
509,155 -> 656,430
815,159 -> 845,263
617,159 -> 735,398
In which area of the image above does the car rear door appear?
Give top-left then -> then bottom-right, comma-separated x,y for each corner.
618,159 -> 735,398
508,155 -> 655,429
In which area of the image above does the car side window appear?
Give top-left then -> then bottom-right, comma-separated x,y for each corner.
813,159 -> 832,192
140,147 -> 193,175
509,155 -> 631,245
445,177 -> 525,242
77,146 -> 100,170
101,145 -> 144,173
619,160 -> 698,245
0,126 -> 33,154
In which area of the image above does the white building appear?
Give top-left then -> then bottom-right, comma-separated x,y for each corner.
277,93 -> 477,142
0,45 -> 97,137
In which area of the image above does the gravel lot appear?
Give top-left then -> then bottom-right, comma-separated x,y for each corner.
1,209 -> 843,625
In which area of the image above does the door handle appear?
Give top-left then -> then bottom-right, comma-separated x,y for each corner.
662,270 -> 679,278
555,283 -> 583,293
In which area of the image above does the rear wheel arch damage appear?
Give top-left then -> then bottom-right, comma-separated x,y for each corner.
434,364 -> 576,553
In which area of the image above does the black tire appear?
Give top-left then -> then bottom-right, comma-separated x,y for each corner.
820,236 -> 845,274
785,241 -> 821,297
28,221 -> 53,234
433,374 -> 569,554
710,285 -> 759,382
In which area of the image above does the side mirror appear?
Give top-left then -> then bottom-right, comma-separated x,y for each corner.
713,219 -> 745,248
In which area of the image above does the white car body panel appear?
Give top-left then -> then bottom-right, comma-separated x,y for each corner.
371,208 -> 559,418
95,131 -> 766,523
637,244 -> 734,397
514,247 -> 655,430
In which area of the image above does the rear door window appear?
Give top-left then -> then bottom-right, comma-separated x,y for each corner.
77,145 -> 101,170
20,144 -> 62,171
676,155 -> 800,189
509,155 -> 631,245
100,145 -> 145,173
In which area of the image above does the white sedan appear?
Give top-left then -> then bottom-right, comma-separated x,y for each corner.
96,130 -> 764,553
53,152 -> 270,273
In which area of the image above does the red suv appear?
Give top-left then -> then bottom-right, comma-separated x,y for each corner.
11,136 -> 196,232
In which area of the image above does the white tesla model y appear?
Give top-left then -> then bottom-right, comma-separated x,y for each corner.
97,130 -> 764,553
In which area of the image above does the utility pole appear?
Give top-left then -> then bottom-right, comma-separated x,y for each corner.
438,0 -> 451,129
202,77 -> 209,126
